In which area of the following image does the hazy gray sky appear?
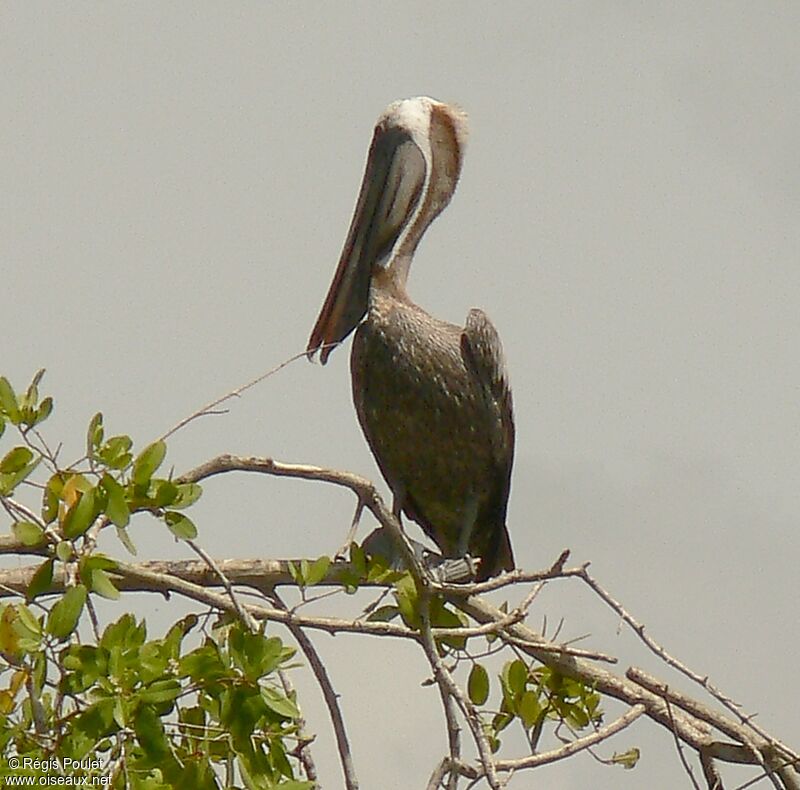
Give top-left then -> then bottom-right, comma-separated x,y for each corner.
2,3 -> 798,787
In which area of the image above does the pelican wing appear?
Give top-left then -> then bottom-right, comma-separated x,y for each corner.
460,308 -> 515,576
460,309 -> 515,454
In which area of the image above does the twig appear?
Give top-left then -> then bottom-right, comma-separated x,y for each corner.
665,694 -> 703,790
186,539 -> 258,632
425,604 -> 462,790
278,667 -> 317,783
426,757 -> 452,790
493,702 -> 646,772
435,549 -> 574,596
439,704 -> 645,780
418,591 -> 501,790
271,591 -> 359,790
1,497 -> 46,528
158,351 -> 311,443
501,634 -> 616,663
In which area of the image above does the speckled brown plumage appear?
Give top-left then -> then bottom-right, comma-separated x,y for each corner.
352,288 -> 514,580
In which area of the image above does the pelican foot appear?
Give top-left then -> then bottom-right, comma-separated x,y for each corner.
425,555 -> 479,583
361,529 -> 478,582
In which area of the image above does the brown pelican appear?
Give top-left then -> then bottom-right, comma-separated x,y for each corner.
307,97 -> 514,580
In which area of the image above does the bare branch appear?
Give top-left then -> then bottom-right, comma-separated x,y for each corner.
271,591 -> 359,790
418,592 -> 499,789
177,453 -> 431,589
628,668 -> 790,789
665,695 -> 703,790
186,538 -> 259,632
576,565 -> 800,773
454,592 -> 789,778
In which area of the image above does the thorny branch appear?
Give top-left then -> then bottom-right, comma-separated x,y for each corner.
573,566 -> 800,777
1,453 -> 797,788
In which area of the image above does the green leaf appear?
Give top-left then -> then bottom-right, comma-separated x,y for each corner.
46,584 -> 87,639
0,453 -> 40,496
468,663 -> 490,706
26,559 -> 54,601
0,446 -> 34,474
98,434 -> 133,470
89,569 -> 120,600
134,704 -> 171,761
519,690 -> 542,729
113,697 -> 126,729
42,473 -> 66,524
24,368 -> 46,404
56,541 -> 73,562
428,599 -> 467,651
507,659 -> 529,696
115,525 -> 137,555
101,474 -> 130,528
350,542 -> 367,576
171,482 -> 203,509
138,678 -> 181,705
366,605 -> 400,622
0,377 -> 19,421
63,487 -> 100,539
270,737 -> 293,779
13,521 -> 45,547
611,748 -> 640,770
15,602 -> 43,637
87,412 -> 104,454
100,613 -> 145,652
491,709 -> 514,735
230,630 -> 287,680
287,560 -> 303,586
393,575 -> 420,628
164,511 -> 197,540
151,479 -> 178,507
261,685 -> 300,719
304,555 -> 331,587
179,644 -> 227,683
34,396 -> 53,425
132,440 -> 167,486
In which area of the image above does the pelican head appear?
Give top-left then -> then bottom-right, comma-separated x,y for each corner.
307,96 -> 469,363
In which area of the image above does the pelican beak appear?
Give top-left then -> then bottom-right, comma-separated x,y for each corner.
307,124 -> 427,363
